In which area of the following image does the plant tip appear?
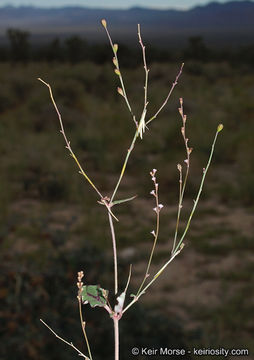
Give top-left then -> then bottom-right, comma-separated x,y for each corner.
217,123 -> 224,132
113,43 -> 118,53
101,19 -> 107,28
117,87 -> 124,96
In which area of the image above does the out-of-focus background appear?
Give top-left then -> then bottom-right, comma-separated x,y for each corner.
0,1 -> 254,359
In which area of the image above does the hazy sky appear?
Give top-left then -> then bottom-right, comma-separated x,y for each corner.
2,0 -> 239,9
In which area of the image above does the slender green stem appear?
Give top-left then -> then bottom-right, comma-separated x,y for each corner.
136,172 -> 160,296
173,127 -> 222,256
123,125 -> 223,315
138,23 -> 149,114
38,78 -> 103,199
108,211 -> 118,295
78,298 -> 93,360
172,99 -> 191,253
40,319 -> 89,359
172,166 -> 183,253
136,210 -> 159,296
103,22 -> 136,125
122,250 -> 180,314
146,63 -> 184,126
110,129 -> 139,203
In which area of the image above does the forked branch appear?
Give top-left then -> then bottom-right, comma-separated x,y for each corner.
40,319 -> 90,360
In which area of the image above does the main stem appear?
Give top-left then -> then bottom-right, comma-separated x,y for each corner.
111,130 -> 139,203
108,211 -> 118,295
113,317 -> 119,360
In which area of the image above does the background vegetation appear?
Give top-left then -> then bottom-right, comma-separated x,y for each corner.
0,26 -> 254,360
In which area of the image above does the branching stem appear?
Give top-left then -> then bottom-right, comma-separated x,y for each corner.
38,78 -> 103,199
78,298 -> 93,360
146,63 -> 184,126
40,319 -> 90,359
137,170 -> 161,296
172,98 -> 191,253
123,125 -> 223,314
172,126 -> 222,256
108,211 -> 118,295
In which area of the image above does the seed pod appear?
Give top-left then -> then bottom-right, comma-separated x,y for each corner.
117,87 -> 124,96
101,19 -> 107,28
113,43 -> 118,53
217,124 -> 224,132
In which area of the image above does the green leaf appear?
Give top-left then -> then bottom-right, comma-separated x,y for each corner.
112,195 -> 137,206
81,285 -> 108,308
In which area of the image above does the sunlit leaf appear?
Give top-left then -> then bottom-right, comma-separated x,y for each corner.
81,285 -> 108,308
112,195 -> 137,206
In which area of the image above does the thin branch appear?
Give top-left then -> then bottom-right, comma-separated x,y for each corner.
122,249 -> 182,314
123,124 -> 223,314
101,19 -> 137,126
138,24 -> 149,109
136,169 -> 162,296
124,264 -> 132,293
108,211 -> 118,295
172,125 -> 223,255
40,319 -> 89,359
110,128 -> 139,203
38,78 -> 118,222
77,272 -> 93,359
110,63 -> 183,202
172,98 -> 192,253
38,78 -> 103,198
137,23 -> 149,139
146,63 -> 184,126
172,163 -> 183,253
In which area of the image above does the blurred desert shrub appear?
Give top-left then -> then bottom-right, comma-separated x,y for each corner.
0,61 -> 253,206
1,238 -> 188,360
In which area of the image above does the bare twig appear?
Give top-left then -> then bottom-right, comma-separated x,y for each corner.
136,169 -> 163,296
108,211 -> 118,295
77,272 -> 93,360
101,19 -> 137,127
172,124 -> 223,255
38,78 -> 119,222
122,249 -> 182,314
38,78 -> 103,199
137,23 -> 149,139
171,98 -> 192,254
110,60 -> 183,202
146,63 -> 184,126
123,124 -> 223,314
124,264 -> 132,293
40,319 -> 90,359
138,24 -> 149,109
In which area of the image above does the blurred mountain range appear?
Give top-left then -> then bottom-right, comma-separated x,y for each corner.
0,1 -> 254,47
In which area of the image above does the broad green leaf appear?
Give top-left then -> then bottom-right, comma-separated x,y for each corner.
81,285 -> 108,308
112,195 -> 137,206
